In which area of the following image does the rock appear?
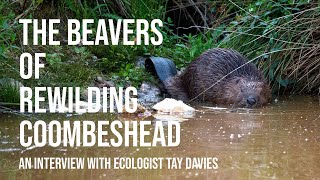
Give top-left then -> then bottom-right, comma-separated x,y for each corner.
91,55 -> 98,60
138,111 -> 152,118
152,98 -> 195,114
138,81 -> 162,106
94,76 -> 115,88
135,56 -> 150,68
105,81 -> 115,87
96,76 -> 103,82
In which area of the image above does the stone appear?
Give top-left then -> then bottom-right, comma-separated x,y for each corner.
152,98 -> 195,114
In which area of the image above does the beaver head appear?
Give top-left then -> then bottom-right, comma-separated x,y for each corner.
219,76 -> 271,108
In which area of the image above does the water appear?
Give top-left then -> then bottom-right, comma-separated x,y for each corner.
0,96 -> 319,179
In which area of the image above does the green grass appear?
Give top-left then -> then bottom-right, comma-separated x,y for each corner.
216,1 -> 320,94
0,78 -> 20,106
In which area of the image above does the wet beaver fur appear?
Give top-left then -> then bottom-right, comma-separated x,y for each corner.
164,48 -> 271,107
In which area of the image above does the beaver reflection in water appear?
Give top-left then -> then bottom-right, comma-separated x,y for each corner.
164,48 -> 271,108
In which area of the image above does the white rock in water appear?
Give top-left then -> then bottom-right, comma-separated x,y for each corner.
152,98 -> 195,114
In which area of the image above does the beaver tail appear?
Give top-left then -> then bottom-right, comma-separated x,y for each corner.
145,56 -> 177,83
144,56 -> 190,101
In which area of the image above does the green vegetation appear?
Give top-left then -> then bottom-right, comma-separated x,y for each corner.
0,0 -> 319,105
0,78 -> 20,107
217,1 -> 320,94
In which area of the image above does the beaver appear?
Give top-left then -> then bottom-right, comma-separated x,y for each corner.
164,48 -> 271,107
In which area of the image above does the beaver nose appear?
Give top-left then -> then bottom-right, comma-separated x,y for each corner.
247,96 -> 256,106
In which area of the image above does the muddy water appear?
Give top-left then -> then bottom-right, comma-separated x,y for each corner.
0,96 -> 319,180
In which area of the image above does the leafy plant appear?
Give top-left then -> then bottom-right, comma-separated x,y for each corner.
46,53 -> 63,66
111,64 -> 155,88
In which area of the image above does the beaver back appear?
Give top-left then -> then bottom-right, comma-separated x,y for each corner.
164,48 -> 270,107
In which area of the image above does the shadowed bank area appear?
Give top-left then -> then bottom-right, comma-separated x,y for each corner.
0,96 -> 319,179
